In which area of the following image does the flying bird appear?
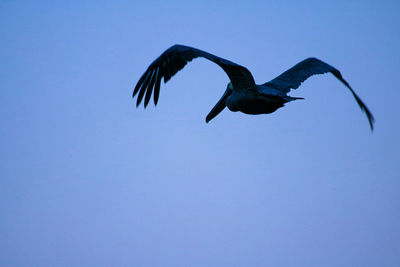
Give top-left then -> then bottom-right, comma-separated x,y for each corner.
133,44 -> 375,130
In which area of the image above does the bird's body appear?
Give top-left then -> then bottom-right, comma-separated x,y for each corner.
225,83 -> 302,115
133,44 -> 375,130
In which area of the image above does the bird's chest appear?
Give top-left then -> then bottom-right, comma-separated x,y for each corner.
226,91 -> 260,112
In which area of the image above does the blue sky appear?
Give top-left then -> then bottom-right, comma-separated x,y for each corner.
1,1 -> 399,266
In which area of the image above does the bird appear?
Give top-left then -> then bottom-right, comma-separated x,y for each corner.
133,44 -> 375,130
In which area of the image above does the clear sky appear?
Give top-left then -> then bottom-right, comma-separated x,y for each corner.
1,1 -> 399,266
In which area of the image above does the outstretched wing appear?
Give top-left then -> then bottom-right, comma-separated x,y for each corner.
133,44 -> 255,107
263,58 -> 375,130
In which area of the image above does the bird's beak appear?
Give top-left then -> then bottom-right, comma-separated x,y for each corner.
205,87 -> 232,123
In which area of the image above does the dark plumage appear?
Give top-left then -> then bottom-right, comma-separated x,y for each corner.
133,44 -> 375,130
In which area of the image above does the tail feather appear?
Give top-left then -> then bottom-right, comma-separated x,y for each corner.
285,96 -> 304,102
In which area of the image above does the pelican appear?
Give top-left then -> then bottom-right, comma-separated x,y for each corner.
133,44 -> 375,130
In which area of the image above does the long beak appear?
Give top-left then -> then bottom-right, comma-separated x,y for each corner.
205,87 -> 232,123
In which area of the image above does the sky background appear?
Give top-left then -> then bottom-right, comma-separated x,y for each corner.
1,1 -> 399,266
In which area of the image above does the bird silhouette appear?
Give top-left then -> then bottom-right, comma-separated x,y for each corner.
133,45 -> 374,130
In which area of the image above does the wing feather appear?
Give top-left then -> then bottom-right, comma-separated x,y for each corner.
144,68 -> 158,107
133,69 -> 151,98
153,67 -> 163,105
136,69 -> 155,107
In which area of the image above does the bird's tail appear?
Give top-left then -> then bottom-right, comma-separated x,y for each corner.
285,96 -> 304,102
291,96 -> 304,100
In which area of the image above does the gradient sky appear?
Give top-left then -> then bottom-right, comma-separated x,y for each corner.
1,1 -> 399,266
